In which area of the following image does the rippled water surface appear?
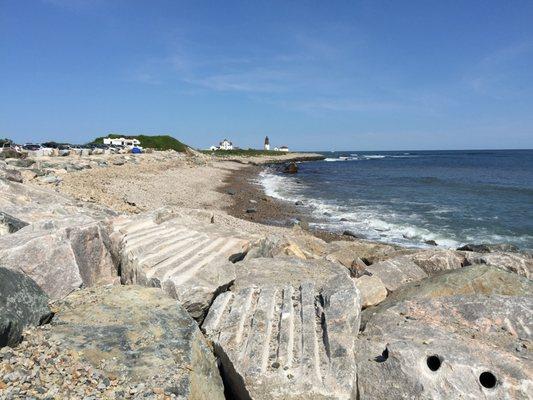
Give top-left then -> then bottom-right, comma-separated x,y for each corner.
260,150 -> 533,250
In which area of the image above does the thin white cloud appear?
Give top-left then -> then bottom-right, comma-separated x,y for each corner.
465,41 -> 533,98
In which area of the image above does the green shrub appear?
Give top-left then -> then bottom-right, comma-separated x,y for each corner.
91,134 -> 188,152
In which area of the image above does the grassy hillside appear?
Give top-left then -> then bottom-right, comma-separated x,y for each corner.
92,134 -> 188,152
199,149 -> 288,157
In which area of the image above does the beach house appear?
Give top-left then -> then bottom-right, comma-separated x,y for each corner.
209,139 -> 234,151
103,137 -> 141,147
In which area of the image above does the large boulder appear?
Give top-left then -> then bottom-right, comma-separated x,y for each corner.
355,275 -> 388,308
364,256 -> 428,292
458,243 -> 519,253
247,229 -> 328,260
361,264 -> 532,328
463,251 -> 532,279
116,209 -> 252,320
0,221 -> 118,299
0,178 -> 116,224
0,267 -> 52,347
0,285 -> 225,399
325,240 -> 410,265
0,169 -> 23,183
203,257 -> 361,399
0,211 -> 28,236
356,295 -> 533,399
409,249 -> 467,275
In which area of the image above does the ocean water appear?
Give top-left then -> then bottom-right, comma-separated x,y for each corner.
259,150 -> 533,250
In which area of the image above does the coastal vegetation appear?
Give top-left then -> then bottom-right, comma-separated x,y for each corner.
200,149 -> 288,157
91,134 -> 189,152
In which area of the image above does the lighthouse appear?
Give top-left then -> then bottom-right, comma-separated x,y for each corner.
264,136 -> 270,151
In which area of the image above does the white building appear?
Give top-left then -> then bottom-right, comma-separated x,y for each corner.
276,146 -> 289,152
103,137 -> 141,147
208,139 -> 234,151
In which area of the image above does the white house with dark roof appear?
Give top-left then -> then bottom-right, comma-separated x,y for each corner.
209,138 -> 234,151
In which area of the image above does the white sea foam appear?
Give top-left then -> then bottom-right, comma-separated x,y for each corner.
258,169 -> 466,249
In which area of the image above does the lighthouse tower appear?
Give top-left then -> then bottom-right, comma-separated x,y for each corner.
264,136 -> 270,151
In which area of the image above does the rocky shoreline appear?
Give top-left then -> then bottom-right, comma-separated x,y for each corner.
1,150 -> 532,399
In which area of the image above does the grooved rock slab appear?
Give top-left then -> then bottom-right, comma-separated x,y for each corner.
365,256 -> 428,292
43,285 -> 225,399
0,221 -> 118,299
116,209 -> 252,320
203,257 -> 361,399
0,267 -> 52,347
356,295 -> 533,399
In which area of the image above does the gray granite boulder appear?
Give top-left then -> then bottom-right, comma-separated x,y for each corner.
356,294 -> 533,399
361,264 -> 532,328
0,267 -> 52,347
43,285 -> 225,399
409,249 -> 467,274
203,257 -> 361,399
458,243 -> 519,253
365,256 -> 428,292
464,251 -> 532,279
0,169 -> 23,183
0,211 -> 28,236
0,221 -> 118,299
0,178 -> 116,224
355,275 -> 388,308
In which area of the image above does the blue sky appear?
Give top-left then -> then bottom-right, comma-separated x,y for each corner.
1,0 -> 532,150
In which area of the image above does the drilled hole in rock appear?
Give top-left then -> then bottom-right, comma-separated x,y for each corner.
479,371 -> 497,389
426,355 -> 442,371
374,347 -> 389,363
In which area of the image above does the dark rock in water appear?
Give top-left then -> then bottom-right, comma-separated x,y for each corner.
457,243 -> 519,253
44,285 -> 225,398
226,188 -> 236,196
0,267 -> 52,347
294,200 -> 304,206
343,230 -> 363,239
323,212 -> 332,217
283,162 -> 298,174
246,208 -> 257,214
0,211 -> 28,235
340,217 -> 349,222
425,239 -> 438,246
